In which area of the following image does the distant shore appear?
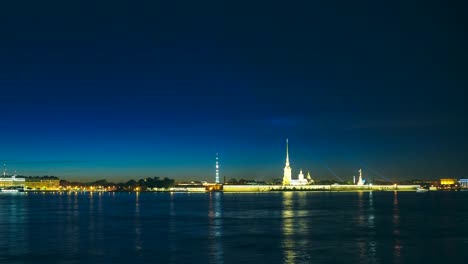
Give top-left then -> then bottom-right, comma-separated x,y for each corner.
222,184 -> 419,192
11,184 -> 422,193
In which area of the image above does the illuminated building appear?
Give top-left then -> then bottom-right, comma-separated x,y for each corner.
356,169 -> 365,186
440,178 -> 456,185
1,165 -> 60,190
1,165 -> 25,188
290,169 -> 309,186
438,178 -> 459,190
0,175 -> 59,190
412,180 -> 439,186
298,169 -> 304,181
459,179 -> 468,189
282,139 -> 311,186
215,153 -> 220,184
24,178 -> 60,190
282,139 -> 292,185
306,171 -> 315,184
0,175 -> 25,188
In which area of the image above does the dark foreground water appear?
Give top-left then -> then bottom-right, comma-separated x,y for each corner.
1,191 -> 467,264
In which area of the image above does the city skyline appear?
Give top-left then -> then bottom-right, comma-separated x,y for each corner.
0,136 -> 463,182
1,1 -> 467,181
1,2 -> 467,264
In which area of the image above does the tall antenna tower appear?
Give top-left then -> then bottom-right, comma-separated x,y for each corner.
215,153 -> 220,184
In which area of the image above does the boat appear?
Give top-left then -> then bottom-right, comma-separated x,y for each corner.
0,186 -> 25,193
416,187 -> 428,193
1,188 -> 25,193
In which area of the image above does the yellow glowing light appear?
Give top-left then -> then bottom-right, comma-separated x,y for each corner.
440,178 -> 456,185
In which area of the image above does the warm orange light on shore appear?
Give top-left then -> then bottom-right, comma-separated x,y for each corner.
440,178 -> 456,185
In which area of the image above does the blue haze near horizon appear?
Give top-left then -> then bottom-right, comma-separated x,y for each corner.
0,0 -> 467,181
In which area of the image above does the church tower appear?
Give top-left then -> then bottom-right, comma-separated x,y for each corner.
357,168 -> 364,186
298,169 -> 304,181
307,171 -> 314,184
282,139 -> 292,185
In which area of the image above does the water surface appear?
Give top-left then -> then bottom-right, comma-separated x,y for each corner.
1,191 -> 467,263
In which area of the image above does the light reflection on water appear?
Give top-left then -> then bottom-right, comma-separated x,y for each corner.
282,192 -> 295,263
134,192 -> 142,255
0,191 -> 467,264
208,192 -> 223,264
393,191 -> 402,263
168,192 -> 177,263
368,191 -> 377,263
281,192 -> 311,263
64,192 -> 80,260
356,191 -> 378,263
0,193 -> 28,258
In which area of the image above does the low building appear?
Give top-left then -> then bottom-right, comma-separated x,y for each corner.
1,175 -> 60,190
24,177 -> 60,190
459,179 -> 468,189
290,170 -> 309,186
0,175 -> 25,187
439,178 -> 459,190
440,178 -> 457,185
412,180 -> 439,186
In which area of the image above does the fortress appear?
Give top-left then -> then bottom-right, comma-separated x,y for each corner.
282,139 -> 313,186
221,139 -> 419,192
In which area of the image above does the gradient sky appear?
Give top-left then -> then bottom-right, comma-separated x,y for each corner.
0,0 -> 467,182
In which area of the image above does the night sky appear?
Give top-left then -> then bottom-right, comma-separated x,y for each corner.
0,0 -> 466,182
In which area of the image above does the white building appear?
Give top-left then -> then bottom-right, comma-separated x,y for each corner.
459,179 -> 468,189
356,168 -> 365,186
290,169 -> 309,186
306,171 -> 314,184
282,139 -> 311,186
0,175 -> 25,187
282,139 -> 292,185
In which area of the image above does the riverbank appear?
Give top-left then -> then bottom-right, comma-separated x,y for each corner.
12,184 -> 420,193
222,184 -> 419,192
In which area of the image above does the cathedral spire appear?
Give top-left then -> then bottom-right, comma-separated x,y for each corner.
282,139 -> 292,185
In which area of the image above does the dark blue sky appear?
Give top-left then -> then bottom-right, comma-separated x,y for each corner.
0,0 -> 466,182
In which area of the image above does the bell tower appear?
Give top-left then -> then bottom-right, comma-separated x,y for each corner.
282,139 -> 292,185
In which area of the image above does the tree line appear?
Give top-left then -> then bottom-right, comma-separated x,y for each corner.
60,176 -> 176,191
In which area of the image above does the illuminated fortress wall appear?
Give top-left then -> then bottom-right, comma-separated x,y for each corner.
223,184 -> 419,192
